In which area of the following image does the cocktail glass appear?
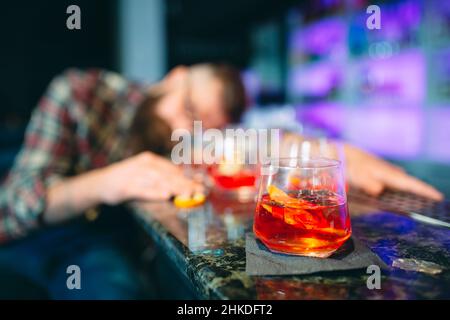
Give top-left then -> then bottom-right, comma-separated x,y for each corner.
253,157 -> 351,258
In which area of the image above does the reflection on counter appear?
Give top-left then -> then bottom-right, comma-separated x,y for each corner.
134,191 -> 450,299
186,191 -> 255,253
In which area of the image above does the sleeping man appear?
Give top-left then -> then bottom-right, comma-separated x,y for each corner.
0,64 -> 442,298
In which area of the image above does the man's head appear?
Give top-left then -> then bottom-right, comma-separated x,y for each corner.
130,63 -> 247,155
154,63 -> 247,131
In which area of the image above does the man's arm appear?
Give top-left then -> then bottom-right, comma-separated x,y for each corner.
343,143 -> 443,200
0,70 -> 95,241
0,70 -> 202,242
43,169 -> 104,224
44,152 -> 203,224
279,131 -> 443,200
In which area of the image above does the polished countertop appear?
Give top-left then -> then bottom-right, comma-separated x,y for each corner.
132,189 -> 450,299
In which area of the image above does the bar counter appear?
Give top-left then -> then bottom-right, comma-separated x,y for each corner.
132,189 -> 450,299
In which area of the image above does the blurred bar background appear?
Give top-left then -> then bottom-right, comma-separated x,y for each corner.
1,0 -> 449,194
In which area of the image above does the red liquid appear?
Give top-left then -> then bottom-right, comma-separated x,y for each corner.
209,165 -> 256,189
254,190 -> 351,257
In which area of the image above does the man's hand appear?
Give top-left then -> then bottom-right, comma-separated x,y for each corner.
44,151 -> 202,224
344,144 -> 443,201
98,152 -> 204,205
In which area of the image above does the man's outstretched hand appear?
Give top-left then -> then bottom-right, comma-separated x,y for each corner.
344,143 -> 443,201
99,152 -> 204,204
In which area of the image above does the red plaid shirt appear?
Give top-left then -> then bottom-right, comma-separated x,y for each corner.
0,69 -> 147,243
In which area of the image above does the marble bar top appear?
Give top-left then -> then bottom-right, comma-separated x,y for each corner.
132,191 -> 450,299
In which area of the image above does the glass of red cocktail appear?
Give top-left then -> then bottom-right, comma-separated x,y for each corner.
208,132 -> 259,200
253,157 -> 351,258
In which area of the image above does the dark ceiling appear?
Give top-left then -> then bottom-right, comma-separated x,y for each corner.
167,0 -> 297,35
166,0 -> 299,67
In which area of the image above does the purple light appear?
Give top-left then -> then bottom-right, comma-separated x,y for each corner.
359,49 -> 426,104
296,102 -> 346,138
344,104 -> 424,158
289,63 -> 341,97
399,0 -> 422,27
296,103 -> 425,159
426,107 -> 450,162
290,17 -> 347,56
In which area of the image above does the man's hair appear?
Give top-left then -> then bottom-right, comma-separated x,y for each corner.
190,63 -> 247,123
129,93 -> 174,156
129,63 -> 247,157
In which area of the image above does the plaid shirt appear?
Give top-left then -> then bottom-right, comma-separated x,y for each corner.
0,69 -> 147,243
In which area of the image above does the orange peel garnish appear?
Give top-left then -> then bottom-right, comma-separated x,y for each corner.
266,184 -> 320,226
173,193 -> 206,208
267,185 -> 292,203
261,203 -> 273,213
267,185 -> 311,208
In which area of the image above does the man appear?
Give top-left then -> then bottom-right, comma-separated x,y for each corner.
0,64 -> 443,299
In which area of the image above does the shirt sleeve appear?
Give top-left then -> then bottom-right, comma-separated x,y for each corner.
0,69 -> 98,243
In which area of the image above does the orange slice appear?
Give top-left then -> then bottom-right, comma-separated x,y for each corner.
283,207 -> 305,226
267,185 -> 292,203
266,184 -> 314,224
261,203 -> 273,213
173,193 -> 206,208
261,203 -> 284,220
267,185 -> 312,208
284,207 -> 318,228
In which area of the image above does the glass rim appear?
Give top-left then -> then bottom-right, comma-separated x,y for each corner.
262,157 -> 341,169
